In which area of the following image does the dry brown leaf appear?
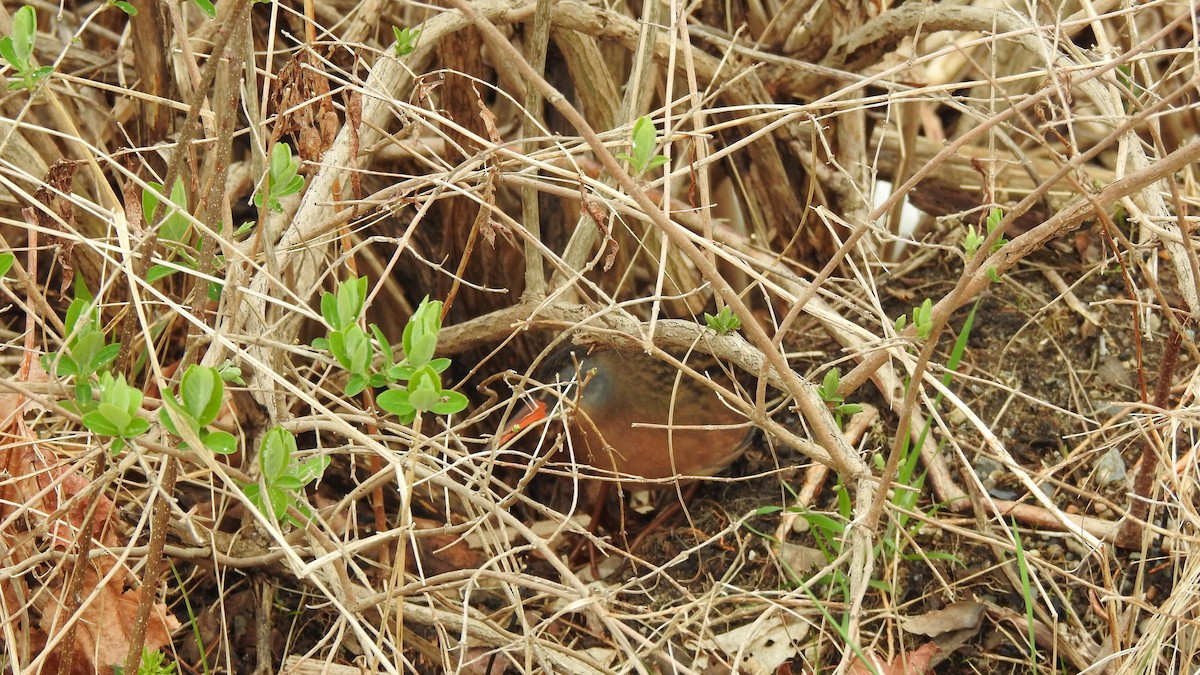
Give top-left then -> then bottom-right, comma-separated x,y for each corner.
847,643 -> 939,675
901,601 -> 986,636
0,439 -> 180,672
270,49 -> 337,163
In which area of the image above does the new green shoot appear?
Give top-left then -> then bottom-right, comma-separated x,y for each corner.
616,116 -> 669,176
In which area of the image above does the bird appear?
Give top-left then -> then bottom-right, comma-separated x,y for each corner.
500,346 -> 753,489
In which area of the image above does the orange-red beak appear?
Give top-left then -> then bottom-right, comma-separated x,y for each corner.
497,399 -> 551,445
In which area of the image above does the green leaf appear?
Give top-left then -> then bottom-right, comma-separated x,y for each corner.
331,327 -> 373,374
157,395 -> 184,437
345,373 -> 368,397
82,409 -> 120,436
92,343 -> 121,374
101,395 -> 135,426
407,385 -> 440,413
274,475 -> 306,490
90,397 -> 142,437
799,512 -> 846,535
180,365 -> 223,426
0,38 -> 19,72
100,373 -> 142,416
242,482 -> 261,504
143,179 -> 190,246
203,430 -> 237,455
430,390 -> 468,415
407,333 -> 437,369
912,298 -> 934,340
392,26 -> 421,56
71,383 -> 93,415
630,116 -> 657,165
190,0 -> 216,19
319,290 -> 339,329
260,427 -> 296,483
146,264 -> 177,283
126,416 -> 150,436
343,326 -> 372,374
64,297 -> 90,338
26,64 -> 51,87
986,207 -> 1003,232
704,306 -> 741,334
327,331 -> 349,369
838,482 -> 854,522
819,369 -> 842,403
280,174 -> 304,197
0,252 -> 13,278
266,485 -> 290,519
270,141 -> 290,176
376,388 -> 415,419
255,142 -> 303,213
297,456 -> 330,483
405,366 -> 448,414
401,296 -> 442,363
110,1 -> 137,15
69,331 -> 105,374
11,6 -> 36,65
336,276 -> 367,329
387,363 -> 414,381
371,324 -> 395,371
216,360 -> 245,385
44,352 -> 78,377
163,178 -> 190,243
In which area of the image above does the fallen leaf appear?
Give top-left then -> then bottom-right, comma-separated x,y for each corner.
901,601 -> 986,636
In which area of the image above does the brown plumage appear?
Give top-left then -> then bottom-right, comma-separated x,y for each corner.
501,347 -> 752,488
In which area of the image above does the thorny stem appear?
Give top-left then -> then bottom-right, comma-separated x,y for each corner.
1119,325 -> 1185,548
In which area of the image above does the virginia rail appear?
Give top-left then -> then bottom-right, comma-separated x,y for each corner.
501,347 -> 753,488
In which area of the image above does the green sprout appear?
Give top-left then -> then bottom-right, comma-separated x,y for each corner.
112,648 -> 178,675
375,296 -> 468,422
962,224 -> 984,259
616,116 -> 669,176
312,278 -> 469,421
313,276 -> 374,396
106,0 -> 137,15
254,142 -> 305,213
142,178 -> 191,249
41,295 -> 121,411
0,6 -> 54,91
190,0 -> 215,18
911,298 -> 934,340
82,372 -> 150,455
704,306 -> 742,335
816,368 -> 864,429
243,427 -> 330,527
159,365 -> 237,455
392,26 -> 421,56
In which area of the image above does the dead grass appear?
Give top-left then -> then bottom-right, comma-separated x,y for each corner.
0,0 -> 1198,672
